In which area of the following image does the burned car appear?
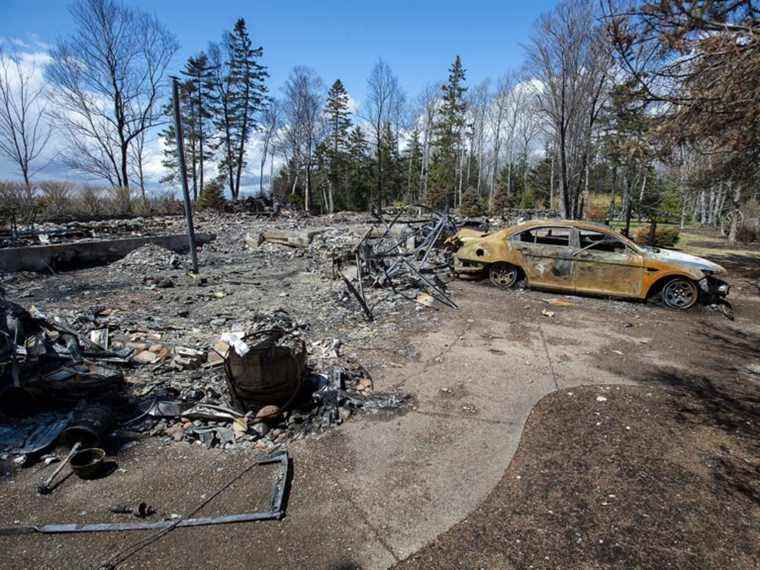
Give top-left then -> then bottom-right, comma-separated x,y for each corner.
451,220 -> 730,312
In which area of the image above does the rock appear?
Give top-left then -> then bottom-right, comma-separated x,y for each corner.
172,346 -> 205,370
250,422 -> 270,438
133,350 -> 159,364
206,341 -> 229,366
155,277 -> 174,289
232,417 -> 248,439
171,427 -> 185,442
356,378 -> 372,393
255,405 -> 281,422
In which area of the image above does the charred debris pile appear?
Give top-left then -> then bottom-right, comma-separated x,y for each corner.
259,207 -> 486,320
0,296 -> 406,479
0,206 -> 483,481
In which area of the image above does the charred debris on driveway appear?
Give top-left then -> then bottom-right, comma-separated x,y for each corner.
0,205 -> 479,509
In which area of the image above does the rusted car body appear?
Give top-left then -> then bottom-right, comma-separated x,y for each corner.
451,220 -> 730,310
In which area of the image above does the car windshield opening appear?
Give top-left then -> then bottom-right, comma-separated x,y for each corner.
579,230 -> 626,253
517,227 -> 571,247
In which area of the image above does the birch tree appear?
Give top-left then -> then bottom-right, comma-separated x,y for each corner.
526,0 -> 611,218
46,0 -> 177,189
365,59 -> 405,211
281,66 -> 324,211
0,51 -> 51,192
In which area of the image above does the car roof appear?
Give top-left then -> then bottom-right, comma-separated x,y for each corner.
500,219 -> 641,249
502,219 -> 616,234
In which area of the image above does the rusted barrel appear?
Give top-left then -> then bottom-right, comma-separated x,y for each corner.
223,330 -> 306,413
60,404 -> 112,448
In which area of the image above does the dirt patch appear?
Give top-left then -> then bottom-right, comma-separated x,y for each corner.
398,383 -> 760,569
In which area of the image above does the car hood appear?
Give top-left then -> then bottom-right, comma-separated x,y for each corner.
641,247 -> 726,275
454,228 -> 490,241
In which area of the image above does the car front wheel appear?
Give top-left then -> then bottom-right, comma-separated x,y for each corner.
489,263 -> 520,290
662,278 -> 699,310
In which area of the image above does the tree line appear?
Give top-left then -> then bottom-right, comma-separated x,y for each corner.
1,0 -> 758,242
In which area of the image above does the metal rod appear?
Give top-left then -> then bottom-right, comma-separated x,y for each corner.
171,77 -> 199,274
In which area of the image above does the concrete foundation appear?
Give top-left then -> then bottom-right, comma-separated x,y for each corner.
0,233 -> 216,273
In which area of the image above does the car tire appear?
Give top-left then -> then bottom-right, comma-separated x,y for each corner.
489,263 -> 520,290
661,277 -> 699,310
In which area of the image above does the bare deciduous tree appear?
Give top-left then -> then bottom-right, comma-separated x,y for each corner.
415,83 -> 441,203
45,0 -> 177,189
259,98 -> 281,196
0,50 -> 52,191
466,79 -> 491,196
488,72 -> 515,208
364,59 -> 405,211
526,0 -> 611,218
281,67 -> 324,211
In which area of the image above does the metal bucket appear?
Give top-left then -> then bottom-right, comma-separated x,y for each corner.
60,404 -> 112,448
71,447 -> 106,479
223,330 -> 306,413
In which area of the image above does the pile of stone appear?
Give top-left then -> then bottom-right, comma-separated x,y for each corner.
85,307 -> 408,453
111,244 -> 186,273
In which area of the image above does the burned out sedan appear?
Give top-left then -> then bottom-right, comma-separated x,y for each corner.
451,220 -> 730,311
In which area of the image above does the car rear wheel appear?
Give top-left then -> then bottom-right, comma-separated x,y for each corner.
489,263 -> 520,289
662,278 -> 699,310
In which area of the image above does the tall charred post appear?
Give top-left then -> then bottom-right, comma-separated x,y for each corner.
171,76 -> 199,274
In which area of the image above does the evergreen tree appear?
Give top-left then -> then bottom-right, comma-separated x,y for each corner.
181,52 -> 216,201
378,122 -> 405,205
312,140 -> 331,213
159,90 -> 196,192
490,178 -> 510,215
404,126 -> 424,203
428,55 -> 467,209
346,126 -> 371,210
196,179 -> 227,210
209,19 -> 268,200
324,79 -> 352,213
460,187 -> 484,217
159,100 -> 181,186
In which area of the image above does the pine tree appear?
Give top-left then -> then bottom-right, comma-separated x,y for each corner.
460,187 -> 484,217
210,19 -> 268,201
313,140 -> 331,213
159,90 -> 195,191
404,126 -> 424,203
324,79 -> 352,213
428,56 -> 467,209
196,179 -> 227,210
491,182 -> 510,215
181,52 -> 216,201
346,126 -> 371,211
378,122 -> 404,205
159,100 -> 180,186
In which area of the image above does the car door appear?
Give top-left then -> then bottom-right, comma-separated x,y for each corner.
509,226 -> 576,292
572,229 -> 645,297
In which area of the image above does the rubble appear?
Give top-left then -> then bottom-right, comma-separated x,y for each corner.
1,292 -> 409,461
1,207 -> 449,497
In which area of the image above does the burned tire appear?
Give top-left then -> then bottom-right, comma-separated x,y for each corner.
662,278 -> 699,310
489,263 -> 520,290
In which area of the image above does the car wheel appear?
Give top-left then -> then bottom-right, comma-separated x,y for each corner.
489,263 -> 520,289
662,278 -> 699,310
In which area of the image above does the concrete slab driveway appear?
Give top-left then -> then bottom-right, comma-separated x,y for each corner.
3,279 -> 727,569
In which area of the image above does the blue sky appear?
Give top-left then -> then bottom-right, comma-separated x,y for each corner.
1,0 -> 555,101
0,0 -> 557,187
